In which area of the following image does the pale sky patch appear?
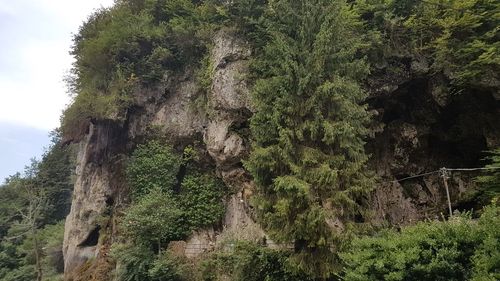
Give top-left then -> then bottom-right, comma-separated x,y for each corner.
0,0 -> 115,182
0,0 -> 115,130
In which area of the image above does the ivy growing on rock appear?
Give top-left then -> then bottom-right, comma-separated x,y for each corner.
126,140 -> 181,199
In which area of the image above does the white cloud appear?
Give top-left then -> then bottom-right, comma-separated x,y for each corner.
0,0 -> 114,130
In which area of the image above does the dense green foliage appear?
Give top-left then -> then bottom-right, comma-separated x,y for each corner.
148,251 -> 190,281
179,172 -> 226,229
113,140 -> 225,280
126,140 -> 181,199
243,0 -> 373,277
476,149 -> 500,199
62,0 -> 228,138
355,0 -> 499,88
122,188 -> 188,245
111,243 -> 156,281
341,205 -> 500,281
111,243 -> 194,281
201,241 -> 312,281
124,141 -> 225,245
0,134 -> 74,281
406,0 -> 499,86
6,0 -> 496,280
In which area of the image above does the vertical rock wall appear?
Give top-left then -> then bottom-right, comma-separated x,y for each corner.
62,29 -> 500,277
63,29 -> 262,275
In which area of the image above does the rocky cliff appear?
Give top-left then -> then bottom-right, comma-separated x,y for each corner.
62,29 -> 500,278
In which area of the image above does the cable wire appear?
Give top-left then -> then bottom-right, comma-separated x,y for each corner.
382,166 -> 500,184
447,167 -> 500,171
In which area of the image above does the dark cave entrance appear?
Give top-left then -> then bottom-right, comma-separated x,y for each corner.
78,226 -> 101,247
369,78 -> 498,170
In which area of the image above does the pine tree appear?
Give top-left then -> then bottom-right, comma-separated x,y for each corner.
245,0 -> 374,277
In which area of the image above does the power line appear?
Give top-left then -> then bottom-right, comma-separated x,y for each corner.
384,170 -> 440,184
383,166 -> 500,184
447,167 -> 500,172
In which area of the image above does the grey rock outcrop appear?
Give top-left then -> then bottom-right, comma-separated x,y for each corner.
63,122 -> 124,276
63,29 -> 262,275
62,27 -> 500,278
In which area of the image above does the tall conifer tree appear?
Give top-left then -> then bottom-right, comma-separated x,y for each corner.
245,0 -> 373,276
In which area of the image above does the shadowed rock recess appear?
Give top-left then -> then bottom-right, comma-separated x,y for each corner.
62,20 -> 500,281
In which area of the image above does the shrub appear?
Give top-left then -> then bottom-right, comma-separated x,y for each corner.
201,241 -> 312,281
470,205 -> 500,281
122,172 -> 225,246
179,172 -> 225,230
112,243 -> 192,281
111,243 -> 155,281
126,141 -> 181,199
341,205 -> 500,281
123,140 -> 225,246
121,189 -> 189,246
148,252 -> 189,281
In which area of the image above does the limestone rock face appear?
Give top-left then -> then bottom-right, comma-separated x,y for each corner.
367,64 -> 500,225
63,29 -> 261,275
184,29 -> 263,258
63,28 -> 500,277
63,122 -> 125,276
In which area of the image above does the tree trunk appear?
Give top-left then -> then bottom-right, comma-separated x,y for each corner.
32,226 -> 43,281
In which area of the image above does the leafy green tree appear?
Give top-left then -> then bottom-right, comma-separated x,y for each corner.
119,140 -> 226,280
178,172 -> 225,230
226,0 -> 268,46
0,239 -> 35,281
404,0 -> 499,87
122,188 -> 188,249
0,132 -> 73,281
0,175 -> 28,239
124,140 -> 225,246
244,0 -> 373,276
37,131 -> 75,224
126,141 -> 181,199
354,0 -> 499,89
2,162 -> 48,281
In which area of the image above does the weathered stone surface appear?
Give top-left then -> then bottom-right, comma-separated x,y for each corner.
367,72 -> 500,224
63,123 -> 117,276
63,26 -> 500,277
182,29 -> 264,258
63,29 -> 262,272
205,30 -> 252,174
152,79 -> 207,138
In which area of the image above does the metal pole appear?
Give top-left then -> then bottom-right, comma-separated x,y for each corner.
440,168 -> 453,217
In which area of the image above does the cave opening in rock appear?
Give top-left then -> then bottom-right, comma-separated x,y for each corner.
78,226 -> 100,247
428,90 -> 497,168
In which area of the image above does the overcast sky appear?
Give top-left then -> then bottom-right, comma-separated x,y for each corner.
0,0 -> 114,182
